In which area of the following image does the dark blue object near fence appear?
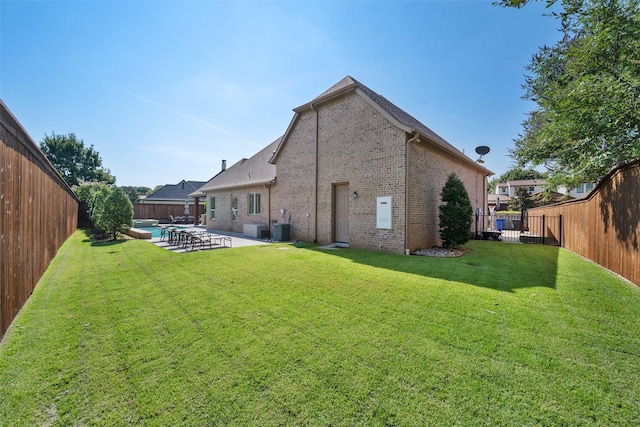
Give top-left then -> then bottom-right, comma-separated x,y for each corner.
496,218 -> 505,231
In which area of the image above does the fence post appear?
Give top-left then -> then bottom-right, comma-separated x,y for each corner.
542,215 -> 546,245
559,214 -> 563,247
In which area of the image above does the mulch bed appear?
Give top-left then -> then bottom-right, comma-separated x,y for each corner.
413,246 -> 469,258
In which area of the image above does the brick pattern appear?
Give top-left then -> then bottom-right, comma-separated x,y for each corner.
273,92 -> 407,252
273,90 -> 487,253
407,142 -> 486,250
270,113 -> 318,239
204,185 -> 272,234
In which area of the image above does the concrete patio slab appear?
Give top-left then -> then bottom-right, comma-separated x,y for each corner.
150,227 -> 271,253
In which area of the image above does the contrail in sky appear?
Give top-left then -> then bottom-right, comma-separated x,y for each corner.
126,91 -> 261,148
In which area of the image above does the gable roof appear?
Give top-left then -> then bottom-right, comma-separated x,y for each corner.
271,76 -> 492,176
145,180 -> 207,201
195,138 -> 280,193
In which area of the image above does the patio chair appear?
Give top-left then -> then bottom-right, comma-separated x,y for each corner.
210,234 -> 232,248
167,227 -> 180,244
187,231 -> 212,251
160,226 -> 168,241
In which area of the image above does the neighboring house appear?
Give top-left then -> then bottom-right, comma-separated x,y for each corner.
495,179 -> 547,198
558,182 -> 596,199
195,140 -> 278,235
487,193 -> 511,212
135,179 -> 206,222
490,179 -> 595,211
195,76 -> 493,253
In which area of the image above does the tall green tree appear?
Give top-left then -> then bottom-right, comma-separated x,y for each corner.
87,186 -> 133,240
508,187 -> 536,211
500,0 -> 640,189
439,174 -> 474,248
120,186 -> 153,204
98,187 -> 133,240
40,132 -> 115,187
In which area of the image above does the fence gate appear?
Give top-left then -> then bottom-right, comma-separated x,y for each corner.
474,212 -> 562,245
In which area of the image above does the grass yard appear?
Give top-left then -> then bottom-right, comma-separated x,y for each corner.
1,231 -> 639,426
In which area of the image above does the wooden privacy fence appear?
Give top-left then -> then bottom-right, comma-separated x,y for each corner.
529,159 -> 640,287
1,100 -> 79,339
134,202 -> 203,223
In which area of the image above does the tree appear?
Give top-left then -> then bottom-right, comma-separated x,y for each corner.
500,0 -> 640,189
82,184 -> 132,240
86,184 -> 111,233
120,186 -> 153,204
508,187 -> 536,211
40,132 -> 115,187
98,187 -> 133,240
439,174 -> 474,248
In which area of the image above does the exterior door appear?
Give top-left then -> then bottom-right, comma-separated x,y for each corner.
334,184 -> 349,243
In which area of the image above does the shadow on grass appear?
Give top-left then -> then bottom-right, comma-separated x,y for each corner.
78,229 -> 129,247
90,239 -> 127,248
307,241 -> 560,292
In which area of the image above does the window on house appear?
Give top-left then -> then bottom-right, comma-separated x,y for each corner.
248,193 -> 261,215
210,196 -> 216,220
500,187 -> 507,193
529,186 -> 535,192
231,195 -> 238,222
586,183 -> 594,192
576,183 -> 585,193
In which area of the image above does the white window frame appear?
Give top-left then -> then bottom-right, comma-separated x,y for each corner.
248,192 -> 261,215
210,196 -> 216,220
231,195 -> 238,222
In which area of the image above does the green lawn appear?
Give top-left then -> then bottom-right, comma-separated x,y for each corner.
1,231 -> 639,426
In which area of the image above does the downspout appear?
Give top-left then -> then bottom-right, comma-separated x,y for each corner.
310,102 -> 319,243
405,131 -> 421,254
264,183 -> 271,235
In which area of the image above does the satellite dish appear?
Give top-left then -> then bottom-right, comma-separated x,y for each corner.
475,146 -> 490,156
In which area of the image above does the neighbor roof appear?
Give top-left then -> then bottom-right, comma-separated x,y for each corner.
146,180 -> 207,201
194,138 -> 280,193
271,76 -> 492,176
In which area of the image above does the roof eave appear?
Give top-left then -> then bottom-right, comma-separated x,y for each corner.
411,128 -> 493,177
199,179 -> 276,193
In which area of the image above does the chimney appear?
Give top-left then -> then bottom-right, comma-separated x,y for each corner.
222,160 -> 227,171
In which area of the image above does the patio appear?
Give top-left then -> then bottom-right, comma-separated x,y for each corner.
151,227 -> 270,253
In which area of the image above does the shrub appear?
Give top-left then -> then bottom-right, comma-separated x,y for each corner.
82,184 -> 133,240
438,173 -> 473,248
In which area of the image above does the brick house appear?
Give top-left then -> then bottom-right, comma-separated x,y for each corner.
135,179 -> 206,223
196,76 -> 492,253
195,139 -> 279,236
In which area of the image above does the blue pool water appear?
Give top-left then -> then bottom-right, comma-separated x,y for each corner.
135,225 -> 189,239
134,226 -> 163,238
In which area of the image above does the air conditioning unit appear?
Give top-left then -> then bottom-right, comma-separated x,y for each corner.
243,224 -> 268,238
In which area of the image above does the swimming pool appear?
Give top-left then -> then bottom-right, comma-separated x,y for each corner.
135,225 -> 189,239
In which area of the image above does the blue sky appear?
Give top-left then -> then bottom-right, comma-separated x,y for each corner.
1,0 -> 562,188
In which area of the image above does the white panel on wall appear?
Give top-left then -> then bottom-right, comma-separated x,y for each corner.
376,196 -> 392,229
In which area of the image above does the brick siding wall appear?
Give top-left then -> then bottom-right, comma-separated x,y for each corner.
272,90 -> 488,253
270,113 -> 318,240
316,95 -> 407,252
273,92 -> 407,252
204,185 -> 272,234
407,141 -> 486,250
